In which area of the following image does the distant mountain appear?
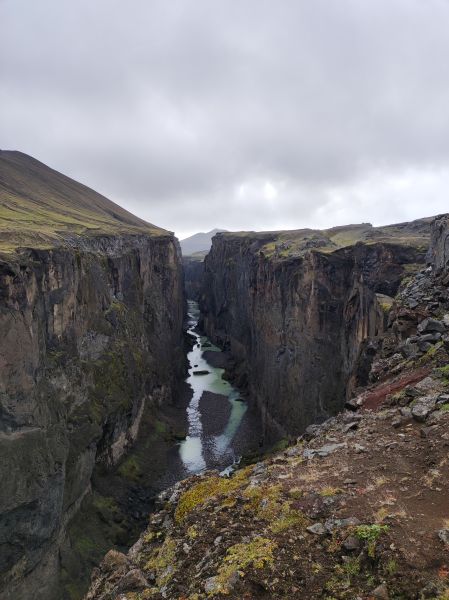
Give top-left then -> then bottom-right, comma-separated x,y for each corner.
180,228 -> 227,255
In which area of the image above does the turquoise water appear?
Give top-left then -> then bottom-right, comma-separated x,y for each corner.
179,300 -> 248,473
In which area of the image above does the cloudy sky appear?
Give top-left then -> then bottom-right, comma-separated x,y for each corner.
1,0 -> 449,239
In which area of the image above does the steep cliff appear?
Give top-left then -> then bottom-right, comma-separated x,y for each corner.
0,152 -> 185,599
200,221 -> 431,435
85,214 -> 449,600
182,255 -> 205,301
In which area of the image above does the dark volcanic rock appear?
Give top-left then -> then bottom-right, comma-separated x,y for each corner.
429,214 -> 449,275
0,154 -> 185,600
200,223 -> 430,435
182,255 -> 204,301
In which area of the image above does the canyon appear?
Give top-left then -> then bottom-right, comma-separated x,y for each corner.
86,216 -> 449,599
1,150 -> 449,600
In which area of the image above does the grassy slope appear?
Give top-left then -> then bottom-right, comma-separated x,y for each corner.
0,150 -> 166,252
217,219 -> 433,259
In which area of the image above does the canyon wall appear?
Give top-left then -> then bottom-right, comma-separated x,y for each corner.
200,226 -> 429,436
182,255 -> 204,300
0,233 -> 184,600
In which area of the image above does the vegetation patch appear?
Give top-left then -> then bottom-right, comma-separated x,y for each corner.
270,505 -> 308,533
355,524 -> 389,558
144,536 -> 177,586
118,455 -> 142,481
211,537 -> 277,595
319,486 -> 343,497
175,468 -> 251,523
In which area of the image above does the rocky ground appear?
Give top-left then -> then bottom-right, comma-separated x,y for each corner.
85,260 -> 449,600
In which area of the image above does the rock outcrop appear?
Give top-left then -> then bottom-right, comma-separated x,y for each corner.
0,152 -> 185,600
430,213 -> 449,275
200,221 -> 431,436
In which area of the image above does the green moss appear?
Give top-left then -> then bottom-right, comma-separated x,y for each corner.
144,536 -> 177,586
186,525 -> 199,539
92,493 -> 119,520
288,487 -> 303,500
437,365 -> 449,378
105,299 -> 127,317
385,558 -> 397,576
211,537 -> 277,595
175,468 -> 251,523
324,558 -> 362,598
243,484 -> 283,520
90,348 -> 135,413
154,419 -> 168,436
270,505 -> 308,533
418,341 -> 444,365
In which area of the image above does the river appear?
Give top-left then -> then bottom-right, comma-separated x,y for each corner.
179,300 -> 253,474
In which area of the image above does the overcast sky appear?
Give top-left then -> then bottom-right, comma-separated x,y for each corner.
1,0 -> 449,239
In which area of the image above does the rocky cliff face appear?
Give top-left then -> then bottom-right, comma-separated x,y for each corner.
430,214 -> 449,276
182,255 -> 204,300
0,234 -> 185,600
200,222 -> 430,436
85,214 -> 449,600
0,153 -> 185,600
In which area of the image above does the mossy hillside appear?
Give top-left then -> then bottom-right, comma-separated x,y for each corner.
0,150 -> 167,253
174,467 -> 253,523
128,462 -> 400,600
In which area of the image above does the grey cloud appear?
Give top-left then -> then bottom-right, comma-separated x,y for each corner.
2,0 -> 449,237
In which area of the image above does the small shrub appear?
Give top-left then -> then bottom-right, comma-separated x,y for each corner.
355,524 -> 389,558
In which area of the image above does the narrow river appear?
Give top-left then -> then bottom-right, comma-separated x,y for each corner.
179,300 -> 255,474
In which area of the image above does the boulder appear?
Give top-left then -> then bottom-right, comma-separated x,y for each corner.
306,523 -> 327,536
417,318 -> 446,334
411,402 -> 434,422
438,529 -> 449,545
